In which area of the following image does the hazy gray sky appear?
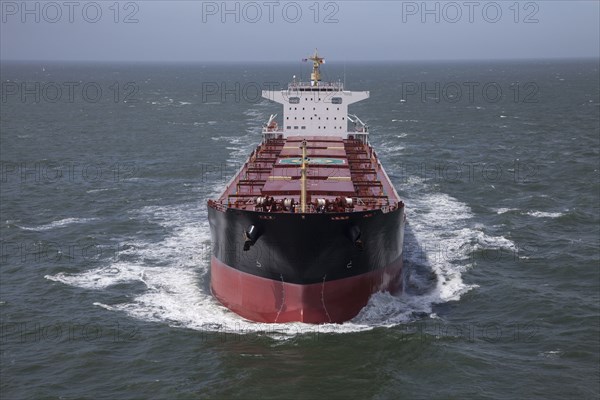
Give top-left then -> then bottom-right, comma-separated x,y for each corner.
1,1 -> 599,62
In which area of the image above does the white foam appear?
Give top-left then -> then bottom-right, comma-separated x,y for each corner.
87,188 -> 113,194
405,193 -> 476,303
19,217 -> 98,232
400,184 -> 515,306
495,207 -> 519,214
495,208 -> 564,218
384,145 -> 405,153
46,263 -> 147,289
526,211 -> 564,218
539,350 -> 562,358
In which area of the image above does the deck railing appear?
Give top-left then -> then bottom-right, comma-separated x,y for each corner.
208,198 -> 401,214
287,81 -> 344,90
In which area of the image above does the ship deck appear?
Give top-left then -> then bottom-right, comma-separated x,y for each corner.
210,136 -> 402,213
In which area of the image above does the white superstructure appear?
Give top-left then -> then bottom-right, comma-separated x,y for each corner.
261,50 -> 369,140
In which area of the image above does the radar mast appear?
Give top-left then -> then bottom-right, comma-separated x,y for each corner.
307,49 -> 325,87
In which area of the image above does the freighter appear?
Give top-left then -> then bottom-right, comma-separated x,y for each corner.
208,51 -> 405,323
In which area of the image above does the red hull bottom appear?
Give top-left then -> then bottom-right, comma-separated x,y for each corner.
210,256 -> 403,323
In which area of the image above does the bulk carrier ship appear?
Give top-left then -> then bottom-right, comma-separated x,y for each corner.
208,51 -> 405,323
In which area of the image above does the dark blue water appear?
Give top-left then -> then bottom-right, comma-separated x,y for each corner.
1,60 -> 599,399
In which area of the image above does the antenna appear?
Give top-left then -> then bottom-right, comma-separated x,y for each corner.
307,49 -> 325,87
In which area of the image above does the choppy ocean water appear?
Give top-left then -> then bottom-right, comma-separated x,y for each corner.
1,60 -> 598,399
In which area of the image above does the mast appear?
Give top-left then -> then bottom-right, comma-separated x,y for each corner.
308,49 -> 325,87
300,140 -> 307,212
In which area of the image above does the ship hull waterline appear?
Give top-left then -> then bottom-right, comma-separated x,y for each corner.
208,205 -> 405,324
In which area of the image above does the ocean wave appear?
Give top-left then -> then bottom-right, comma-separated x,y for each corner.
19,217 -> 98,232
390,119 -> 419,123
380,144 -> 405,154
86,188 -> 113,194
46,263 -> 147,290
526,211 -> 564,218
404,192 -> 480,303
494,208 -> 564,218
495,207 -> 520,214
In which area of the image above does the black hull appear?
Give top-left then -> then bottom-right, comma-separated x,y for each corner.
207,205 -> 405,285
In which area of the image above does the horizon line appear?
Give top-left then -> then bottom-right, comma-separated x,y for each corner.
1,55 -> 598,65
